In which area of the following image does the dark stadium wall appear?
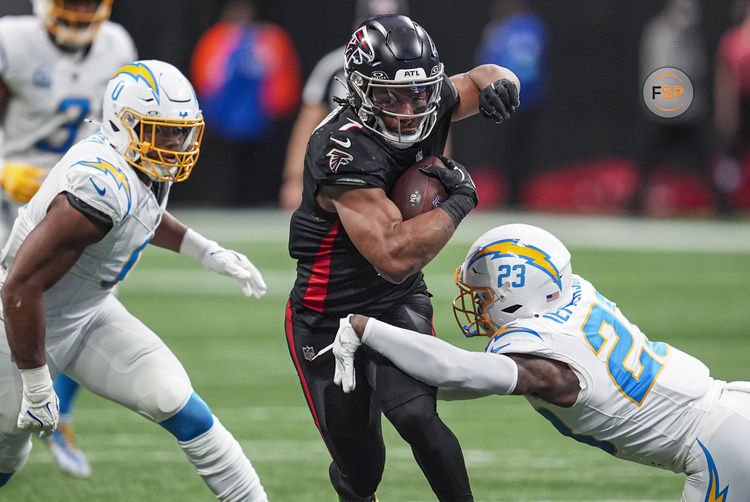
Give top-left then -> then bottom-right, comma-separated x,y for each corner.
0,0 -> 735,207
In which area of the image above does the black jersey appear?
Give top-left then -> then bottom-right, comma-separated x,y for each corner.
288,75 -> 460,321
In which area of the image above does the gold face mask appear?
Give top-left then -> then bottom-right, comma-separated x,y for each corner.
452,266 -> 497,338
42,0 -> 113,48
120,110 -> 205,183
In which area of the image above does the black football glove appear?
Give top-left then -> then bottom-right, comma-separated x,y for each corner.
478,78 -> 519,124
419,156 -> 478,227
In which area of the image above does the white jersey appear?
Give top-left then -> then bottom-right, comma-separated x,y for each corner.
0,15 -> 137,169
301,45 -> 346,111
485,274 -> 722,474
0,132 -> 169,367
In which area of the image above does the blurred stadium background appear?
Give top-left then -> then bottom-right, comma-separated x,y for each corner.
4,0 -> 749,213
2,0 -> 749,500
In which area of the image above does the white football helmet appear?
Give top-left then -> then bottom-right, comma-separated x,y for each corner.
32,0 -> 112,49
453,224 -> 573,336
101,60 -> 205,183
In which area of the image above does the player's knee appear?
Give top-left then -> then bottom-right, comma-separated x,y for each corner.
0,473 -> 12,487
330,462 -> 380,499
385,394 -> 439,442
0,434 -> 32,476
138,374 -> 193,423
159,392 -> 214,442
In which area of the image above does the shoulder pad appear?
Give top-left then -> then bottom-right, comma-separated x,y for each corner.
63,154 -> 134,223
309,117 -> 390,189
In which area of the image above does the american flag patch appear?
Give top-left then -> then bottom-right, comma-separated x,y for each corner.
546,291 -> 560,302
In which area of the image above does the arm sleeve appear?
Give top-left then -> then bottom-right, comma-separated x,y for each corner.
362,318 -> 518,399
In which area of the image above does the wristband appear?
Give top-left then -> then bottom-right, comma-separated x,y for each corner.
19,365 -> 53,398
179,228 -> 218,262
438,193 -> 476,228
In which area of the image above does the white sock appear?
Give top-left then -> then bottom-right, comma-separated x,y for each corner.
178,416 -> 267,502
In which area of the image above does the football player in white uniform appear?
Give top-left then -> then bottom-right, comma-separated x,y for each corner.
0,59 -> 269,501
333,223 -> 750,501
0,0 -> 136,477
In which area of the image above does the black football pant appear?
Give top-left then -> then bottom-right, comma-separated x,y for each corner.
285,293 -> 473,502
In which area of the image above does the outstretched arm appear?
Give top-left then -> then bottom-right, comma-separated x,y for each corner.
152,211 -> 267,298
340,315 -> 581,407
339,315 -> 518,398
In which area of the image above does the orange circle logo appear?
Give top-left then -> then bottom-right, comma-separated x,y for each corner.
642,67 -> 693,118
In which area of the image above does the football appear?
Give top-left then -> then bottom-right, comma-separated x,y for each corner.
390,156 -> 449,220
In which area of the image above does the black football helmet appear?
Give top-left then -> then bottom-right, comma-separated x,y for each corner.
344,15 -> 444,147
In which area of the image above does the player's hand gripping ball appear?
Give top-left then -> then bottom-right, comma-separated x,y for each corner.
390,156 -> 449,220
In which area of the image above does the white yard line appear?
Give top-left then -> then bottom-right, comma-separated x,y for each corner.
169,208 -> 750,253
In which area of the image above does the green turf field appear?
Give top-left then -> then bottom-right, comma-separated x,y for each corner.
3,210 -> 749,502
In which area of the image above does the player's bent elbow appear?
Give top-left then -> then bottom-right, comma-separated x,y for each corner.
1,279 -> 42,314
371,242 -> 425,283
0,281 -> 20,311
374,262 -> 418,284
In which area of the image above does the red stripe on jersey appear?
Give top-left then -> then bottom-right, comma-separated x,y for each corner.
284,301 -> 335,458
301,221 -> 339,312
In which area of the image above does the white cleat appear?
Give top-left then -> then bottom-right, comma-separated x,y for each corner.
44,423 -> 92,478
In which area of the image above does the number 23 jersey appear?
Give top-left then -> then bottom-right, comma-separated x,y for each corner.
0,15 -> 137,169
486,275 -> 722,473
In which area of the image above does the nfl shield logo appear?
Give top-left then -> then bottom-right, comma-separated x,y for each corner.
302,346 -> 316,361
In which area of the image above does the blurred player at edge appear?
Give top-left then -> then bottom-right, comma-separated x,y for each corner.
286,14 -> 519,502
0,0 -> 136,478
0,59 -> 268,501
334,223 -> 750,501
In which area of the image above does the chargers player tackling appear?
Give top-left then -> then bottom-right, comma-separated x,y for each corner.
333,223 -> 750,501
0,60 -> 269,501
0,0 -> 136,477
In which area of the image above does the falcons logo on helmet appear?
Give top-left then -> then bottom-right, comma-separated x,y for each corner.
345,27 -> 374,66
326,148 -> 353,173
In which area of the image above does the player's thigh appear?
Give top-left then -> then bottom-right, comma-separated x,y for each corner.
370,292 -> 437,412
682,388 -> 750,501
66,296 -> 192,423
285,306 -> 380,442
0,335 -> 31,473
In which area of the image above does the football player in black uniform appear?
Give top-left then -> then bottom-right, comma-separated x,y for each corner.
285,14 -> 519,502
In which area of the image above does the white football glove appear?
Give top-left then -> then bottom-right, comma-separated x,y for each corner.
180,228 -> 267,298
202,248 -> 267,298
333,316 -> 362,393
17,365 -> 59,439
